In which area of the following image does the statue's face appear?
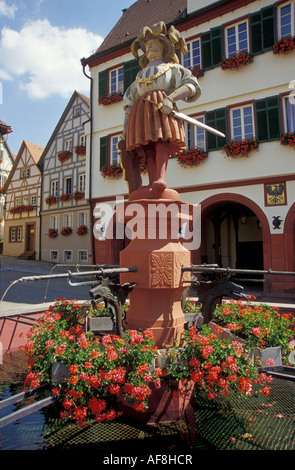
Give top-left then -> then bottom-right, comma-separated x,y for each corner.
145,38 -> 164,61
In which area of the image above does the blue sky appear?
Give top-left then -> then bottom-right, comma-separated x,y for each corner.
0,0 -> 135,155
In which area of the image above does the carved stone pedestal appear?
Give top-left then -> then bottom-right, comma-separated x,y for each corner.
118,199 -> 192,348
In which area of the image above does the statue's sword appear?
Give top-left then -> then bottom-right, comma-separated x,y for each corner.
170,110 -> 226,138
158,103 -> 225,138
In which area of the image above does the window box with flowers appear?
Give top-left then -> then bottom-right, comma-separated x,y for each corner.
176,147 -> 208,168
280,131 -> 295,149
100,163 -> 123,179
59,193 -> 72,202
273,35 -> 295,55
45,195 -> 58,206
99,92 -> 124,106
72,191 -> 85,201
77,224 -> 88,236
48,228 -> 58,239
222,138 -> 259,158
57,151 -> 72,163
188,66 -> 204,78
74,145 -> 86,156
220,51 -> 253,71
10,205 -> 34,215
61,226 -> 72,236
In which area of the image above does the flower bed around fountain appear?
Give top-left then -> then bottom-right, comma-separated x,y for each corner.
20,298 -> 287,428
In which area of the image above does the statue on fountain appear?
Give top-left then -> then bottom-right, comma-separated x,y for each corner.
118,21 -> 202,200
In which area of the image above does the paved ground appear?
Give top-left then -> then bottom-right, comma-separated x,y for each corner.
0,255 -> 91,314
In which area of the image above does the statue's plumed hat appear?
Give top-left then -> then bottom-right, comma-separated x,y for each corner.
131,21 -> 188,68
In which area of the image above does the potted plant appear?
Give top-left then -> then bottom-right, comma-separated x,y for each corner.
57,151 -> 72,163
74,145 -> 86,156
100,163 -> 123,179
220,51 -> 254,70
72,191 -> 85,201
59,193 -> 72,202
45,195 -> 58,206
176,147 -> 208,168
48,228 -> 58,238
77,224 -> 88,236
60,226 -> 72,236
99,92 -> 124,106
273,35 -> 295,55
222,138 -> 259,158
279,131 -> 295,149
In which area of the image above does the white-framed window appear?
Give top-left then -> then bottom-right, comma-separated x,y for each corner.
78,173 -> 86,192
79,211 -> 87,226
15,197 -> 22,206
63,250 -> 73,262
110,135 -> 120,165
50,250 -> 58,262
283,95 -> 295,132
73,105 -> 81,117
78,250 -> 88,263
230,104 -> 255,141
278,2 -> 295,38
30,195 -> 37,206
64,139 -> 72,152
185,115 -> 206,150
16,227 -> 22,241
64,177 -> 72,194
225,20 -> 249,57
23,196 -> 29,206
9,227 -> 16,241
109,66 -> 124,94
20,168 -> 30,178
182,37 -> 202,69
51,180 -> 58,197
50,215 -> 58,230
80,135 -> 86,147
63,212 -> 73,228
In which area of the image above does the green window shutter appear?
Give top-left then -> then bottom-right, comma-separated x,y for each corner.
250,6 -> 275,54
99,136 -> 108,169
255,96 -> 281,142
206,107 -> 227,151
201,26 -> 222,69
123,59 -> 140,92
99,70 -> 107,99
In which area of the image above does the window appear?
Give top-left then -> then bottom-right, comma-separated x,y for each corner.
230,105 -> 255,141
205,108 -> 228,151
182,38 -> 201,69
50,250 -> 58,262
80,135 -> 86,147
51,180 -> 58,197
63,250 -> 72,262
9,226 -> 22,242
109,66 -> 124,94
64,177 -> 72,194
99,59 -> 140,99
78,173 -> 86,192
73,105 -> 81,117
201,26 -> 223,69
110,135 -> 120,165
79,211 -> 87,226
78,250 -> 88,263
64,139 -> 72,152
15,197 -> 22,206
250,5 -> 275,54
50,215 -> 58,230
255,96 -> 281,141
185,115 -> 206,150
63,213 -> 73,228
20,168 -> 30,178
278,2 -> 295,38
23,196 -> 29,206
225,21 -> 249,57
283,95 -> 295,132
30,195 -> 37,206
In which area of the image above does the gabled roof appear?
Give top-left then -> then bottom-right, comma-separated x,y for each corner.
85,0 -> 187,63
38,90 -> 90,168
2,140 -> 44,192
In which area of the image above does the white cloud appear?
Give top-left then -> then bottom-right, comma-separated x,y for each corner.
0,19 -> 103,99
0,0 -> 17,18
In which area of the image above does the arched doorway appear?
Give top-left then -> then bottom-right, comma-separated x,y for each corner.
193,193 -> 271,273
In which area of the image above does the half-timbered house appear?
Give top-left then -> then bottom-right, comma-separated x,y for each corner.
0,120 -> 14,244
38,91 -> 91,265
3,140 -> 43,259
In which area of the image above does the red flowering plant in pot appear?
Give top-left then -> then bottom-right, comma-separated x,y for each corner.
279,131 -> 295,149
220,51 -> 254,71
59,193 -> 72,202
57,151 -> 72,163
23,299 -> 162,427
222,138 -> 259,158
176,147 -> 208,168
45,195 -> 58,206
100,163 -> 123,179
60,226 -> 72,236
10,204 -> 34,214
98,92 -> 123,106
273,35 -> 295,55
187,66 -> 204,78
74,145 -> 86,156
72,191 -> 85,201
48,228 -> 58,238
77,224 -> 88,236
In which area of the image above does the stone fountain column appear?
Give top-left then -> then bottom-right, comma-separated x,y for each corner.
118,198 -> 193,348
